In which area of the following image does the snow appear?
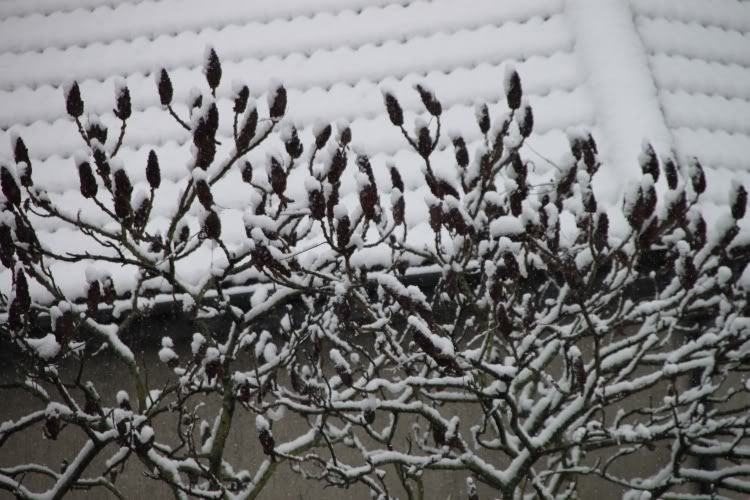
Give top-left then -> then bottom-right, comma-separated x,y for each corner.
489,216 -> 525,238
25,334 -> 61,360
565,0 -> 672,205
255,414 -> 270,433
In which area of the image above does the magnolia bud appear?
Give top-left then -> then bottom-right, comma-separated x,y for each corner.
204,47 -> 222,91
87,280 -> 101,316
236,107 -> 258,151
157,68 -> 173,106
639,142 -> 659,182
78,161 -> 98,199
114,195 -> 131,220
241,161 -> 253,183
233,84 -> 249,114
594,212 -> 609,251
283,125 -> 303,159
14,137 -> 32,187
475,103 -> 490,134
86,120 -> 108,145
338,124 -> 352,146
314,123 -> 332,150
114,81 -> 131,120
14,269 -> 30,314
518,103 -> 533,138
1,165 -> 21,207
417,125 -> 432,157
269,157 -> 286,196
203,210 -> 221,240
452,136 -> 469,168
195,179 -> 213,209
268,82 -> 287,119
113,169 -> 132,200
731,183 -> 747,220
383,91 -> 403,126
504,67 -> 522,110
43,414 -> 60,440
146,150 -> 161,189
664,157 -> 679,190
65,81 -> 84,118
336,215 -> 351,249
0,224 -> 15,268
689,159 -> 706,195
415,84 -> 441,116
309,189 -> 325,220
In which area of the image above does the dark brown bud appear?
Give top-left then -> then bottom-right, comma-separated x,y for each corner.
204,47 -> 222,91
328,149 -> 347,185
258,428 -> 275,456
583,188 -> 597,213
114,83 -> 131,120
664,157 -> 679,190
283,125 -> 303,159
383,92 -> 404,126
233,85 -> 249,114
86,120 -> 108,145
314,123 -> 332,150
269,157 -> 286,197
393,195 -> 405,226
114,195 -> 131,220
452,136 -> 469,168
518,104 -> 533,138
573,356 -> 585,394
639,143 -> 659,183
308,189 -> 325,220
570,136 -> 583,160
195,179 -> 213,209
65,81 -> 84,118
87,280 -> 100,316
359,182 -> 378,221
336,365 -> 353,387
415,84 -> 442,116
363,407 -> 376,425
178,224 -> 190,245
1,165 -> 21,207
338,124 -> 352,146
503,252 -> 519,280
690,159 -> 706,195
731,184 -> 747,220
14,137 -> 32,187
43,415 -> 60,440
417,125 -> 432,157
236,107 -> 258,151
268,83 -> 287,119
336,215 -> 351,249
429,203 -> 442,233
594,212 -> 608,251
495,305 -> 512,338
510,190 -> 523,217
144,150 -> 161,189
0,224 -> 15,268
157,69 -> 173,106
241,161 -> 253,183
14,269 -> 30,314
102,277 -> 116,305
203,210 -> 221,240
505,69 -> 522,110
689,214 -> 707,251
78,161 -> 98,199
475,103 -> 490,134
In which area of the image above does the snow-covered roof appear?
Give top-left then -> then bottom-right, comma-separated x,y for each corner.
0,0 -> 748,298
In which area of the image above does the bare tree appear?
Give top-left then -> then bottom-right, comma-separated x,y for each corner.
1,49 -> 749,500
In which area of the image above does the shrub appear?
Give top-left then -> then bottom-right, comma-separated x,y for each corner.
1,50 -> 749,500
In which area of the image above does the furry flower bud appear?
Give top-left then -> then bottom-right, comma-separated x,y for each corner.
157,69 -> 173,106
382,91 -> 404,126
146,150 -> 161,189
